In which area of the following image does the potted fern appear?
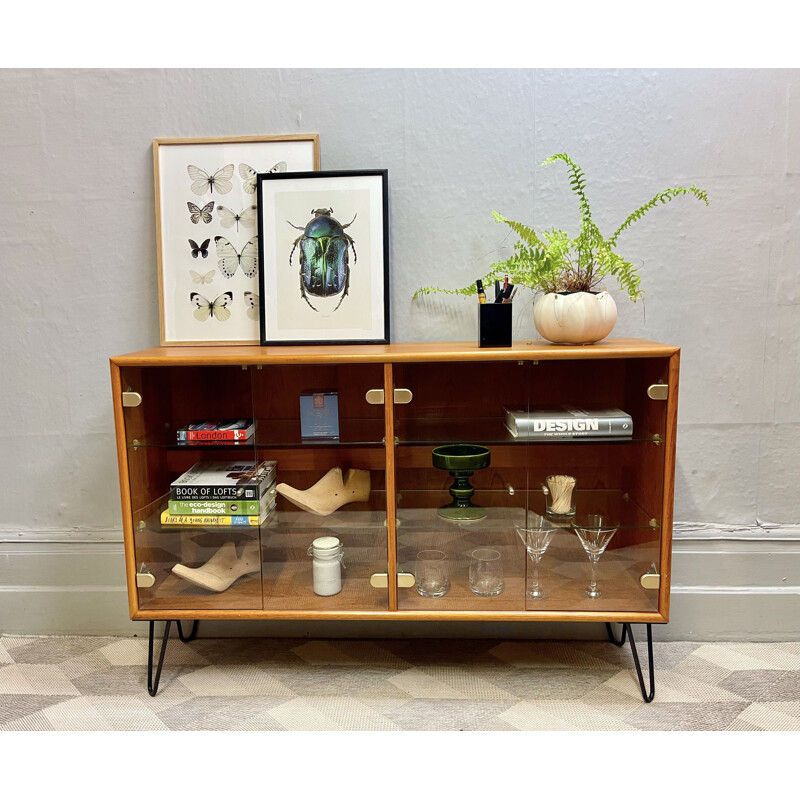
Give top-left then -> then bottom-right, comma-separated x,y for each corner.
415,153 -> 709,344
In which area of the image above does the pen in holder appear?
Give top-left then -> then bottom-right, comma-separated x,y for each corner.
479,302 -> 512,348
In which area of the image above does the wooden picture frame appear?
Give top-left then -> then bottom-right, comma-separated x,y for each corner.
153,134 -> 320,345
256,169 -> 390,346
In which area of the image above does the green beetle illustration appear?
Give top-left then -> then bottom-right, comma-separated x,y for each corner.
288,208 -> 357,311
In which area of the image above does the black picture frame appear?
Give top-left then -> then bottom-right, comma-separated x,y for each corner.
256,169 -> 390,346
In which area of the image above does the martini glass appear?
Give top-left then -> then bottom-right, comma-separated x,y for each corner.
572,514 -> 618,599
515,514 -> 556,599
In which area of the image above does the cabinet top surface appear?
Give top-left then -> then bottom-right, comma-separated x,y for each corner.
110,338 -> 679,365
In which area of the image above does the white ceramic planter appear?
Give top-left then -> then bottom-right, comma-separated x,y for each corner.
533,291 -> 617,345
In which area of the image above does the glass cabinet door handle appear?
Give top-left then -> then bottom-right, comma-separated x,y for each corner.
122,390 -> 143,407
136,563 -> 156,588
640,564 -> 660,589
370,572 -> 415,588
365,388 -> 413,405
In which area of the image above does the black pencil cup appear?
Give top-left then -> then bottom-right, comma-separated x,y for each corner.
479,302 -> 512,348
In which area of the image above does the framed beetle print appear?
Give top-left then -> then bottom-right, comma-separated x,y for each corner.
256,170 -> 390,346
154,134 -> 320,345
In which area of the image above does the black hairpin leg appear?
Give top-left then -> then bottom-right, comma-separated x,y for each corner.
606,622 -> 655,703
176,620 -> 199,642
606,622 -> 628,647
147,619 -> 199,696
147,620 -> 172,697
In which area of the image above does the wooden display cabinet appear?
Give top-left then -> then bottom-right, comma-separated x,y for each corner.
110,339 -> 679,700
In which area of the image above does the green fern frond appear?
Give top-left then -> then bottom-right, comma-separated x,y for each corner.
414,153 -> 708,304
413,284 -> 477,298
608,185 -> 709,246
594,245 -> 643,301
491,210 -> 546,249
542,153 -> 593,228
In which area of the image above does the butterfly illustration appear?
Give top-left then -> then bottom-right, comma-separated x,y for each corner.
239,161 -> 287,194
189,269 -> 215,284
190,291 -> 233,322
187,164 -> 234,195
244,291 -> 259,321
187,201 -> 214,224
217,205 -> 257,231
214,236 -> 259,278
188,238 -> 210,259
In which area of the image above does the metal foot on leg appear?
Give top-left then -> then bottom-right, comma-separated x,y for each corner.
606,622 -> 655,702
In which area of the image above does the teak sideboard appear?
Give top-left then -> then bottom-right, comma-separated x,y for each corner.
110,338 -> 679,699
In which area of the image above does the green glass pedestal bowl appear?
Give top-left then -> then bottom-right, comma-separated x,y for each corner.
431,444 -> 491,521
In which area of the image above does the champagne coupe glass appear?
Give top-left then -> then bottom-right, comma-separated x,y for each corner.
572,514 -> 618,599
515,514 -> 556,599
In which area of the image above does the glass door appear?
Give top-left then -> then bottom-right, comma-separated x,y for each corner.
392,356 -> 670,614
393,360 -> 530,611
120,364 -> 262,611
251,362 -> 390,611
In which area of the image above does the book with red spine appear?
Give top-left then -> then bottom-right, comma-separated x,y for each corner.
177,419 -> 256,443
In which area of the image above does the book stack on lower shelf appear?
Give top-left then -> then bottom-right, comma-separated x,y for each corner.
162,459 -> 278,527
148,460 -> 278,599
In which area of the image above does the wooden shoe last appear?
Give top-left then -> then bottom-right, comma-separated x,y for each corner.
276,467 -> 370,516
172,540 -> 260,593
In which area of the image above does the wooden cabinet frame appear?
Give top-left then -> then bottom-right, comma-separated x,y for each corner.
110,339 -> 679,627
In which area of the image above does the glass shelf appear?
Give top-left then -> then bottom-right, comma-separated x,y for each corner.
134,493 -> 388,534
127,418 -> 386,450
395,489 -> 658,532
261,506 -> 387,532
394,417 -> 657,445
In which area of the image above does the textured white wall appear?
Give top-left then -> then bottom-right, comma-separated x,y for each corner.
1,68 -> 798,541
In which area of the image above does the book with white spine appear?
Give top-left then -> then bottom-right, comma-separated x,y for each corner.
504,406 -> 633,439
170,460 -> 277,501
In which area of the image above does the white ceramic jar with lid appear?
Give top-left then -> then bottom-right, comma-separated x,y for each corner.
307,536 -> 345,596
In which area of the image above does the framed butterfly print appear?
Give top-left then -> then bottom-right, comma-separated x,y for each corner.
153,134 -> 320,345
257,170 -> 390,346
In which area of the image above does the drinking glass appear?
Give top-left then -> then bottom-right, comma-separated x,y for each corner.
515,514 -> 556,599
572,514 -> 619,599
469,548 -> 504,597
415,550 -> 450,597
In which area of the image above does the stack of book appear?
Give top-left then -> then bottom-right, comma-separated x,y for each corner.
161,459 -> 278,526
177,418 -> 256,444
504,406 -> 633,439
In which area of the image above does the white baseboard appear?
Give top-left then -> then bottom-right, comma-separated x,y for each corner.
1,530 -> 798,641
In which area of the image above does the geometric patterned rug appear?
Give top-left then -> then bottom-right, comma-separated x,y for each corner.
1,635 -> 798,731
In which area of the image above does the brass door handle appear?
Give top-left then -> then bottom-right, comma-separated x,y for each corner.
640,564 -> 660,589
122,391 -> 143,407
365,389 -> 414,405
136,563 -> 155,588
370,572 -> 415,588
